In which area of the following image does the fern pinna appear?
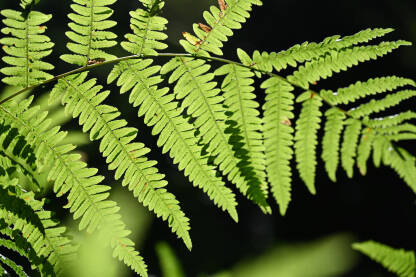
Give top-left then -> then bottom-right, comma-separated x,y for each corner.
0,0 -> 415,275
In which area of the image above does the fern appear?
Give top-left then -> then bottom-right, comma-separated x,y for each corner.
50,72 -> 192,250
180,0 -> 263,57
1,0 -> 416,275
261,77 -> 294,215
161,57 -> 269,211
237,28 -> 394,73
321,108 -> 345,182
109,59 -> 239,220
353,241 -> 416,277
0,99 -> 147,276
0,9 -> 54,87
215,63 -> 269,211
60,0 -> 117,66
109,0 -> 239,219
0,176 -> 76,276
321,76 -> 415,105
294,91 -> 322,194
287,40 -> 410,89
340,119 -> 362,178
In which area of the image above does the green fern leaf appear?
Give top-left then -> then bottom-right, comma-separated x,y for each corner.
0,100 -> 148,276
356,128 -> 375,175
0,180 -> 77,276
108,59 -> 238,221
0,9 -> 54,87
365,111 -> 416,128
60,0 -> 118,66
180,0 -> 262,57
288,40 -> 411,89
215,64 -> 270,212
340,119 -> 362,178
294,91 -> 322,194
349,90 -> 416,118
50,72 -> 192,250
261,77 -> 295,215
353,241 -> 415,277
237,28 -> 394,73
161,57 -> 265,212
321,108 -> 346,182
121,0 -> 168,56
371,137 -> 386,168
321,76 -> 415,105
382,144 -> 416,193
108,1 -> 238,220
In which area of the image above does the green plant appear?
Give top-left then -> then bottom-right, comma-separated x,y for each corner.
0,0 -> 415,276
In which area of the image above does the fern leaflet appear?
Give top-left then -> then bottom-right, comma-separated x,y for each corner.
294,91 -> 322,194
353,241 -> 415,277
321,108 -> 346,182
0,9 -> 54,87
321,76 -> 415,105
261,77 -> 295,215
60,0 -> 117,66
180,0 -> 262,57
288,40 -> 410,89
237,28 -> 394,73
340,119 -> 362,178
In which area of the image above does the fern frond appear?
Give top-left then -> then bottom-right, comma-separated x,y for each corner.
366,111 -> 416,128
288,40 -> 411,89
321,76 -> 415,105
237,28 -> 394,73
294,91 -> 322,194
349,90 -> 416,118
340,119 -> 362,178
60,0 -> 117,66
108,60 -> 238,221
261,77 -> 294,215
321,108 -> 346,182
121,0 -> 168,56
215,64 -> 269,211
0,180 -> 76,276
382,143 -> 416,193
180,0 -> 262,57
356,128 -> 375,175
371,137 -> 386,168
0,9 -> 54,87
107,0 -> 239,219
50,72 -> 192,250
0,100 -> 148,276
161,57 -> 268,212
353,241 -> 415,277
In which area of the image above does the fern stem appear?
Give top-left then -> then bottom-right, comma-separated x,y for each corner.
0,53 -> 273,106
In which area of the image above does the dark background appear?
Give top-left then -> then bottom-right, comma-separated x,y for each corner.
1,0 -> 416,276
